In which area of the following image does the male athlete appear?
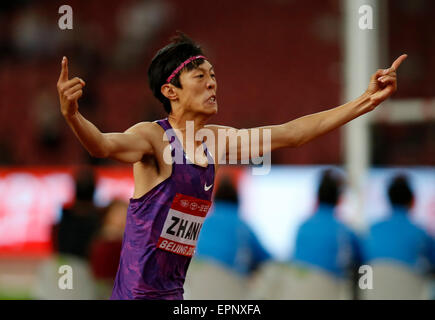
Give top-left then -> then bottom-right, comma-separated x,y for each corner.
57,33 -> 407,299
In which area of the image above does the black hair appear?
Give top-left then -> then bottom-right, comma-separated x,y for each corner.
214,177 -> 239,204
387,174 -> 413,208
148,32 -> 205,114
75,166 -> 96,202
317,169 -> 344,206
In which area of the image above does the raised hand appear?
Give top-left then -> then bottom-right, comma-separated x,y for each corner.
56,56 -> 86,117
366,54 -> 407,106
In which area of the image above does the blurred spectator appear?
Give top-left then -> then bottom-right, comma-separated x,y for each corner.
260,168 -> 361,299
291,169 -> 361,278
111,0 -> 173,69
55,166 -> 102,258
184,176 -> 271,299
33,166 -> 101,299
11,5 -> 61,61
360,174 -> 435,299
89,199 -> 128,299
32,87 -> 63,152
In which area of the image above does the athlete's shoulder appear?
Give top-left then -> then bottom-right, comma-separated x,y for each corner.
204,124 -> 236,132
122,121 -> 167,151
126,121 -> 164,136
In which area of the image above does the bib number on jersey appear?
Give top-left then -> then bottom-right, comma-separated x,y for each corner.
157,193 -> 211,257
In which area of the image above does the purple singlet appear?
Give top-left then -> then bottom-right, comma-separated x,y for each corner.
110,118 -> 215,300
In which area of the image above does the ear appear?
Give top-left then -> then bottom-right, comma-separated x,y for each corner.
161,83 -> 178,101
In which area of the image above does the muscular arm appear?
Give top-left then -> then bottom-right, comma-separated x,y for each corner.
65,113 -> 154,162
208,54 -> 407,163
267,91 -> 374,149
57,57 -> 154,163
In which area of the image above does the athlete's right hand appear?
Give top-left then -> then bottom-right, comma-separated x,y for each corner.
57,56 -> 86,118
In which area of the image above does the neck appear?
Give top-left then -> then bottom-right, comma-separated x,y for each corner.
317,203 -> 335,212
392,205 -> 410,214
166,110 -> 212,166
167,110 -> 210,133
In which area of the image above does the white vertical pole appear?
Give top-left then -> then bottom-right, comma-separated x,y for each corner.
341,0 -> 382,230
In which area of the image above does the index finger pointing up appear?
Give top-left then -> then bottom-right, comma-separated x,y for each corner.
390,54 -> 408,72
59,56 -> 69,82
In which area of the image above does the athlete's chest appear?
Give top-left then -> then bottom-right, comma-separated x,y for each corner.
157,193 -> 212,257
171,162 -> 215,200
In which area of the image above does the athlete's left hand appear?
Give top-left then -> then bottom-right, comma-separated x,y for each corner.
366,54 -> 407,106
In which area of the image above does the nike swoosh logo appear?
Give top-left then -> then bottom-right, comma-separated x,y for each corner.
204,183 -> 213,191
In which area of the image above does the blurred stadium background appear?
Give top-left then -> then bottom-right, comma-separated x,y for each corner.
0,0 -> 433,299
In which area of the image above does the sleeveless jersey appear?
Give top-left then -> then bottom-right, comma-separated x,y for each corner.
110,118 -> 215,300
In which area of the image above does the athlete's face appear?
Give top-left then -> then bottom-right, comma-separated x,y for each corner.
176,60 -> 218,115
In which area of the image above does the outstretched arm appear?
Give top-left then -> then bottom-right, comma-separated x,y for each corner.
209,54 -> 407,162
269,54 -> 408,148
57,57 -> 155,163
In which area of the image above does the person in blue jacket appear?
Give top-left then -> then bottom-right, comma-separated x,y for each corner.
291,168 -> 362,279
361,174 -> 435,274
195,177 -> 271,276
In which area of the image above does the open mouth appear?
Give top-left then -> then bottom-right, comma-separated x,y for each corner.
206,95 -> 217,104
